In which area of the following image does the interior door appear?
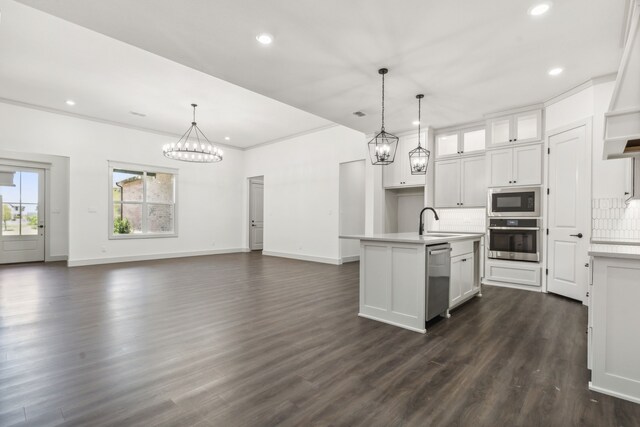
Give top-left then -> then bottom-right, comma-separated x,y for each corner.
249,179 -> 264,250
547,126 -> 589,301
0,167 -> 45,263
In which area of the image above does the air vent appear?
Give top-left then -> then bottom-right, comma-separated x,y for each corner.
353,111 -> 366,117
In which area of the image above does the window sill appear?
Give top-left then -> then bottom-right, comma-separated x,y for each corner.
109,233 -> 178,240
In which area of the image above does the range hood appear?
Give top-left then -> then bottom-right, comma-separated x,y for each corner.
604,0 -> 640,159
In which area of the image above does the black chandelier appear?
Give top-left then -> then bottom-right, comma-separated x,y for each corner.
163,104 -> 223,163
368,68 -> 399,165
408,94 -> 430,175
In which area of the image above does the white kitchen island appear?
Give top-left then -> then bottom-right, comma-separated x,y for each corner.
340,232 -> 484,333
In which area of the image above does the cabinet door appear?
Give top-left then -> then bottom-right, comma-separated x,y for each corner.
513,110 -> 542,144
461,127 -> 486,155
488,117 -> 511,147
435,132 -> 459,159
513,144 -> 542,185
402,133 -> 428,186
486,148 -> 513,187
382,159 -> 401,188
460,156 -> 486,207
461,254 -> 475,298
449,256 -> 463,307
434,160 -> 461,207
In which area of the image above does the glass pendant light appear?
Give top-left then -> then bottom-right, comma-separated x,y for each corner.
408,94 -> 430,175
368,68 -> 399,165
163,104 -> 223,163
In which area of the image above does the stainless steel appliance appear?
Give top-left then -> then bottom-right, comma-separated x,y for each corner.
488,218 -> 540,262
488,186 -> 541,217
425,243 -> 451,321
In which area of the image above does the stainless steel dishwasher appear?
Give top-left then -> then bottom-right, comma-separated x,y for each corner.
425,243 -> 451,322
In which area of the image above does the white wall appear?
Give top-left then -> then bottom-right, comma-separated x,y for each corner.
243,125 -> 367,263
339,160 -> 365,260
0,102 -> 245,265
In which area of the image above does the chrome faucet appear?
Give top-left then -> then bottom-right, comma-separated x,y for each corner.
419,207 -> 439,235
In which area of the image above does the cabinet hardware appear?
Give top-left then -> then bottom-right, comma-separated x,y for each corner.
513,180 -> 517,183
514,138 -> 517,142
547,188 -> 550,195
585,263 -> 589,267
625,192 -> 630,195
547,147 -> 550,154
545,268 -> 548,275
509,180 -> 513,183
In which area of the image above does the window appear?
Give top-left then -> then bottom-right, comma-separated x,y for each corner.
0,170 -> 41,236
109,162 -> 178,239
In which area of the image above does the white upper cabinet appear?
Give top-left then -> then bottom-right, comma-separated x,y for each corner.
513,144 -> 542,185
462,128 -> 486,154
383,132 -> 427,188
487,144 -> 542,187
435,125 -> 485,159
434,159 -> 460,208
435,132 -> 459,158
435,154 -> 486,208
460,156 -> 487,207
489,117 -> 511,146
487,109 -> 542,148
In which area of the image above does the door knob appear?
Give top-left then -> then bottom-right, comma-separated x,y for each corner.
570,233 -> 583,238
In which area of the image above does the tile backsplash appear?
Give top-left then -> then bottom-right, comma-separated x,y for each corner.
592,198 -> 640,240
429,208 -> 486,233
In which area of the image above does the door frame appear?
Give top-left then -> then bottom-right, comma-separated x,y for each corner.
247,176 -> 264,251
0,160 -> 50,263
543,117 -> 592,302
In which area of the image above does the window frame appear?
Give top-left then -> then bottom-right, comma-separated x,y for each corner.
108,161 -> 179,240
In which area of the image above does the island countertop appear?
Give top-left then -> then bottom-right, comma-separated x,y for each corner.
339,232 -> 484,245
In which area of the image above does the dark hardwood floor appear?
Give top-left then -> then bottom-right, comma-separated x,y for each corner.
1,252 -> 639,427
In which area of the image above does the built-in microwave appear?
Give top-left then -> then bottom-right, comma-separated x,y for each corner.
487,187 -> 541,217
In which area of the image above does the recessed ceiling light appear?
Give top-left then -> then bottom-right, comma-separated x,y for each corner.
412,120 -> 420,126
224,136 -> 230,141
528,2 -> 551,16
548,67 -> 563,76
65,99 -> 75,106
256,33 -> 273,45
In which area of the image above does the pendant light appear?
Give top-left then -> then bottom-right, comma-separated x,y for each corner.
163,104 -> 223,163
368,68 -> 399,165
408,94 -> 430,175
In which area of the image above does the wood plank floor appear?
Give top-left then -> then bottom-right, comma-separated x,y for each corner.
1,252 -> 639,427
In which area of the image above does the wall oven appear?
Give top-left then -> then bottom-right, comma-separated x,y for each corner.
488,218 -> 540,262
488,187 -> 541,217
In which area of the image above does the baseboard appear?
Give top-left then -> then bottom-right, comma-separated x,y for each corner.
46,255 -> 68,262
67,248 -> 247,267
262,250 -> 341,265
589,383 -> 640,405
340,255 -> 360,264
482,280 -> 542,292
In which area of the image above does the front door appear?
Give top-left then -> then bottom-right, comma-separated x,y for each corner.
0,166 -> 45,263
547,126 -> 589,301
249,179 -> 264,250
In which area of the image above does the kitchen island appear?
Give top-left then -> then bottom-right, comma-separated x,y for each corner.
340,232 -> 484,333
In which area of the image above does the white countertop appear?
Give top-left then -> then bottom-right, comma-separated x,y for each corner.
339,232 -> 484,245
589,244 -> 640,260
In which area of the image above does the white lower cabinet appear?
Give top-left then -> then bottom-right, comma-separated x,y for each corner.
589,255 -> 640,404
449,241 -> 476,309
484,259 -> 541,288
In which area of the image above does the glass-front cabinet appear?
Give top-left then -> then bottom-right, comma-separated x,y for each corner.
486,109 -> 542,148
435,125 -> 485,159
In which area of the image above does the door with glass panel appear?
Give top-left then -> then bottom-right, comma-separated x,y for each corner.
0,166 -> 45,263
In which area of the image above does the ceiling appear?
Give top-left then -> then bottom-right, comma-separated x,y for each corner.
0,0 -> 333,149
3,0 -> 629,146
